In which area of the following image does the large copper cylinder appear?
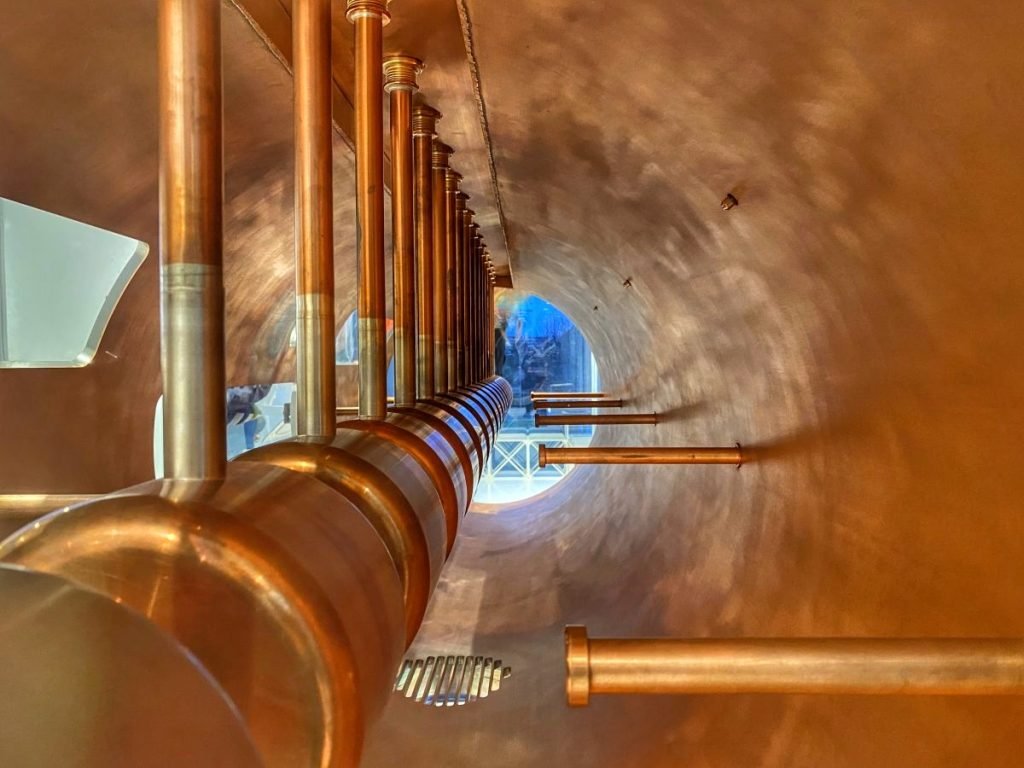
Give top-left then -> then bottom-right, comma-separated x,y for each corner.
430,141 -> 453,392
565,626 -> 1024,706
1,467 -> 405,767
294,0 -> 336,438
159,0 -> 226,480
384,55 -> 421,408
348,0 -> 390,420
539,445 -> 743,466
413,106 -> 440,400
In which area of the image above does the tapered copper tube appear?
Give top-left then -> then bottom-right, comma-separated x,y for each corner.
159,0 -> 226,480
347,0 -> 390,420
431,142 -> 452,393
533,399 -> 625,409
532,391 -> 609,399
384,55 -> 421,408
564,626 -> 1024,707
538,445 -> 742,467
451,190 -> 467,388
535,413 -> 658,427
294,0 -> 336,438
413,106 -> 440,400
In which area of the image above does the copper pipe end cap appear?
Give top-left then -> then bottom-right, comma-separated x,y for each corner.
413,104 -> 441,135
346,0 -> 392,24
565,625 -> 591,707
383,54 -> 423,92
432,140 -> 454,167
538,444 -> 548,467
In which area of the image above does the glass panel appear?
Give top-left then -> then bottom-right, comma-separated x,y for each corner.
476,290 -> 599,505
0,198 -> 148,367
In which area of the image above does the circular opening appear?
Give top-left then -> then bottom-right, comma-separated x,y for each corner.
477,290 -> 599,505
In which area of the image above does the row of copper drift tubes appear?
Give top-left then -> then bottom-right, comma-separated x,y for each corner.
531,391 -> 1024,702
0,1 -> 509,767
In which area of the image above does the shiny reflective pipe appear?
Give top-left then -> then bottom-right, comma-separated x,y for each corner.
535,413 -> 658,427
565,626 -> 1024,706
538,445 -> 742,467
533,398 -> 625,409
531,391 -> 609,399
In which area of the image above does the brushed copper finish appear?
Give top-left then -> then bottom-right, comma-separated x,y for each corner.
0,566 -> 263,768
431,142 -> 453,392
414,106 -> 441,399
538,445 -> 743,467
347,0 -> 391,420
565,626 -> 1024,706
535,413 -> 658,427
1,465 -> 406,767
531,391 -> 609,399
384,55 -> 422,408
159,0 -> 226,480
533,398 -> 625,409
293,0 -> 336,438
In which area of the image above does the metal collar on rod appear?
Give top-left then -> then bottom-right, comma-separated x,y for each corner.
159,0 -> 227,480
294,0 -> 336,438
413,105 -> 440,400
565,626 -> 1024,706
383,55 -> 422,408
347,0 -> 391,420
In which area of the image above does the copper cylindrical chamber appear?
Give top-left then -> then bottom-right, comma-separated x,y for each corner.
159,0 -> 226,480
532,391 -> 609,399
535,413 -> 658,427
1,464 -> 406,767
533,399 -> 625,409
293,0 -> 336,438
413,106 -> 440,400
538,445 -> 742,467
565,626 -> 1024,707
349,0 -> 390,420
431,142 -> 452,393
384,55 -> 421,408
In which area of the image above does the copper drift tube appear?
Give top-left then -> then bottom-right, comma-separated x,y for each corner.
384,55 -> 421,408
538,445 -> 741,466
533,399 -> 625,409
413,106 -> 440,400
564,626 -> 1024,706
294,0 -> 336,438
535,413 -> 658,427
159,0 -> 226,480
347,0 -> 390,420
431,143 -> 453,393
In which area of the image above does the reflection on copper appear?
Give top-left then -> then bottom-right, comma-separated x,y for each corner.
384,55 -> 422,408
348,0 -> 391,420
565,626 -> 1024,706
538,445 -> 742,467
535,413 -> 658,427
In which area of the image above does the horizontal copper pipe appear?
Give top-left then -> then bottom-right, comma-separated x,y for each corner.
535,413 -> 657,428
538,445 -> 742,467
565,626 -> 1024,706
531,391 -> 608,399
533,399 -> 624,409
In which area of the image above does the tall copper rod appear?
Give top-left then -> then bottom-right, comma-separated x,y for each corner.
459,209 -> 473,385
347,0 -> 390,420
487,263 -> 495,376
444,171 -> 461,391
413,106 -> 440,400
472,232 -> 483,381
533,399 -> 625,409
452,190 -> 467,388
383,55 -> 421,408
159,0 -> 226,480
564,626 -> 1024,707
532,391 -> 609,399
467,228 -> 478,382
431,143 -> 452,393
294,0 -> 336,438
535,413 -> 658,427
538,445 -> 742,467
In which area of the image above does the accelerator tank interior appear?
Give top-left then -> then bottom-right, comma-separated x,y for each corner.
2,0 -> 1024,766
